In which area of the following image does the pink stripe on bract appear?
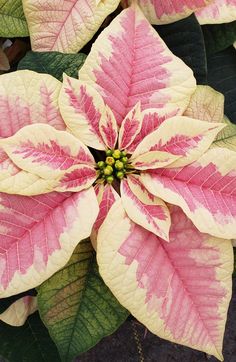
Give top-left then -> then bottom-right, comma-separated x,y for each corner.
119,206 -> 226,348
65,80 -> 103,141
39,83 -> 65,130
58,165 -> 97,191
148,0 -> 210,18
196,0 -> 236,24
93,8 -> 171,125
128,174 -> 155,201
0,84 -> 65,138
150,133 -> 203,155
119,103 -> 141,150
122,177 -> 169,239
132,151 -> 178,170
99,107 -> 118,149
150,162 -> 236,222
93,184 -> 119,233
0,192 -> 69,289
123,178 -> 166,218
13,139 -> 93,170
128,109 -> 178,153
0,96 -> 32,137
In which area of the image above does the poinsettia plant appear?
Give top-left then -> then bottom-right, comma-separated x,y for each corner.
0,0 -> 236,361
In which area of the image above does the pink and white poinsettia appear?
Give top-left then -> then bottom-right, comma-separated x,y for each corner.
0,5 -> 235,359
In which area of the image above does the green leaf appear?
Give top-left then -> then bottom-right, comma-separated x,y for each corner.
18,51 -> 87,81
37,239 -> 129,362
0,0 -> 29,37
0,312 -> 60,362
214,116 -> 236,150
202,21 -> 236,55
207,46 -> 236,123
154,14 -> 207,85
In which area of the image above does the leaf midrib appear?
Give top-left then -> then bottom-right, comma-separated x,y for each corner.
161,241 -> 221,356
64,252 -> 95,362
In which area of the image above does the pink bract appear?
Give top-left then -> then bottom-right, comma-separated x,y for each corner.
123,0 -> 236,25
122,0 -> 213,24
195,0 -> 236,24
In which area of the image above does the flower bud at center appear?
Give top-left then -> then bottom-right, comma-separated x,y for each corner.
115,160 -> 124,170
106,156 -> 115,166
104,165 -> 113,176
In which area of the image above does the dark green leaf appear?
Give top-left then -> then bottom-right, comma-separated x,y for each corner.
18,51 -> 87,80
207,46 -> 236,123
154,14 -> 207,84
0,312 -> 60,362
37,239 -> 129,362
202,21 -> 236,55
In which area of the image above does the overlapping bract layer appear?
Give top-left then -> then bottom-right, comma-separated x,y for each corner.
2,83 -> 232,240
